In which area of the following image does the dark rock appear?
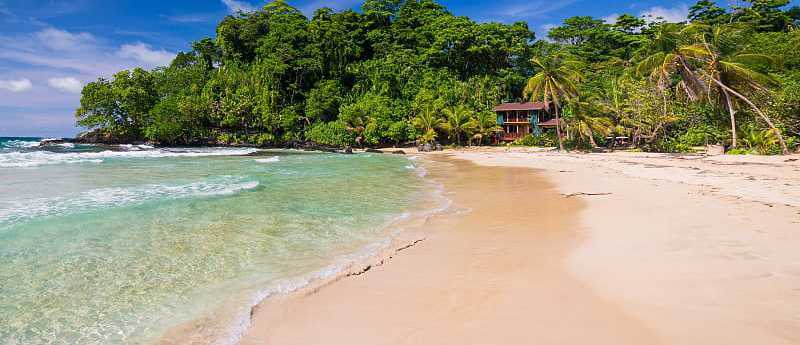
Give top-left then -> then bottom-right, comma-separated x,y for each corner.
73,130 -> 138,145
38,138 -> 68,147
366,148 -> 384,153
392,150 -> 406,155
344,146 -> 354,154
420,143 -> 433,152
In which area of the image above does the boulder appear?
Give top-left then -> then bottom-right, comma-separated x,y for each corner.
38,138 -> 68,147
421,143 -> 433,152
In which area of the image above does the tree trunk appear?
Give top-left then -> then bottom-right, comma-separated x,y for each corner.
708,76 -> 789,155
555,106 -> 565,152
588,129 -> 598,148
722,90 -> 738,148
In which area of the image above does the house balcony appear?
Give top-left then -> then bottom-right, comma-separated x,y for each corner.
503,119 -> 531,124
497,132 -> 525,141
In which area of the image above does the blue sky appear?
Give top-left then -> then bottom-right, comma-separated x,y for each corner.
0,0 -> 795,137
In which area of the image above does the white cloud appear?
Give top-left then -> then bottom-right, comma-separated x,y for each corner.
222,0 -> 256,14
641,4 -> 689,23
0,25 -> 178,136
602,13 -> 620,24
118,43 -> 175,67
0,78 -> 33,92
491,0 -> 578,20
47,77 -> 83,93
35,27 -> 95,51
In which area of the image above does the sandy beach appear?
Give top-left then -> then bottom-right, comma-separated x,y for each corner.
237,149 -> 800,345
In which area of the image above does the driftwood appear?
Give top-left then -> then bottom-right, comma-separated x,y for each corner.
345,238 -> 426,277
561,192 -> 612,198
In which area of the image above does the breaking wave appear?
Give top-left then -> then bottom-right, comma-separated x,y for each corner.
254,156 -> 280,163
0,176 -> 260,226
0,139 -> 40,150
0,148 -> 259,168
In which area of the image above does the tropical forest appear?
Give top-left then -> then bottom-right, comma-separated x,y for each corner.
75,0 -> 800,154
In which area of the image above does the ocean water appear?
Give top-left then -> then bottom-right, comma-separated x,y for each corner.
0,137 -> 435,344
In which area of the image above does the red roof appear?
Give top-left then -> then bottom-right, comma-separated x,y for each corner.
493,102 -> 547,111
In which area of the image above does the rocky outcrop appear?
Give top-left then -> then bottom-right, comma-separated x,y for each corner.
38,138 -> 72,147
73,130 -> 142,145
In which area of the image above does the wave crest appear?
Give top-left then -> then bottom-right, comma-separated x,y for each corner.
0,140 -> 40,149
254,156 -> 280,163
0,176 -> 260,226
0,148 -> 259,168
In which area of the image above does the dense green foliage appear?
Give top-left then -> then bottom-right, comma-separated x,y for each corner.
76,0 -> 800,154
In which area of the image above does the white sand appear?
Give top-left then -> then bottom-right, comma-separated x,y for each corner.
452,148 -> 800,344
226,149 -> 800,345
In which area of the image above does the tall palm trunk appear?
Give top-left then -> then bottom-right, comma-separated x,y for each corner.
722,90 -> 738,148
554,106 -> 565,151
707,76 -> 789,155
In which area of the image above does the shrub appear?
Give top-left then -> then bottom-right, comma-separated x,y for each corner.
726,148 -> 751,155
514,133 -> 556,147
305,121 -> 355,147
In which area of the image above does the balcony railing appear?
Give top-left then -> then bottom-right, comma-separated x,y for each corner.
497,132 -> 525,141
504,117 -> 530,123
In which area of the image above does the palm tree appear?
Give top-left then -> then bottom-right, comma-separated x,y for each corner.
412,105 -> 444,144
563,97 -> 615,148
470,110 -> 499,146
441,105 -> 475,146
523,52 -> 582,151
636,23 -> 789,154
683,24 -> 789,154
635,23 -> 705,100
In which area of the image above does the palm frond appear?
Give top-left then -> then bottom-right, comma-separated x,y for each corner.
679,44 -> 713,60
730,53 -> 777,67
636,52 -> 667,77
719,61 -> 776,87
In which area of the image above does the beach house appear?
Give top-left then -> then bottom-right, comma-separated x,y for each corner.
493,102 -> 556,142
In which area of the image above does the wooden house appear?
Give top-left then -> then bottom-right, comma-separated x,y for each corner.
493,102 -> 557,142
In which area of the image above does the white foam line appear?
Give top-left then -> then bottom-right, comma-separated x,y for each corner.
0,177 -> 260,226
0,148 -> 259,168
254,156 -> 280,164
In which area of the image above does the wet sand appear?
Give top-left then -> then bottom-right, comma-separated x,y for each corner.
234,150 -> 800,345
238,156 -> 660,345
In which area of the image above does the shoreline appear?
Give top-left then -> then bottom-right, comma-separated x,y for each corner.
236,154 -> 659,344
231,149 -> 800,345
154,156 -> 452,345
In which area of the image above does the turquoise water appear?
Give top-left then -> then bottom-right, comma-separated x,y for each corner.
0,138 -> 431,344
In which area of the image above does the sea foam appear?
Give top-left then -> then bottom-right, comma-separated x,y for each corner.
0,176 -> 260,226
0,139 -> 40,149
254,156 -> 280,163
0,148 -> 259,168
